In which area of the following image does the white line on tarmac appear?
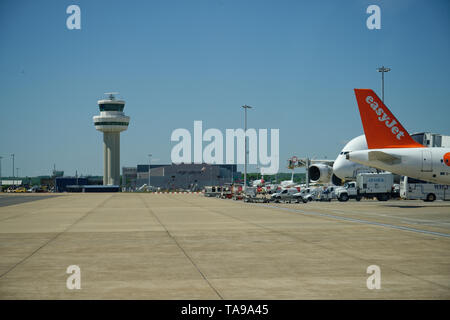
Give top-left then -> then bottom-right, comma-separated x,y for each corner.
255,204 -> 450,238
328,208 -> 450,227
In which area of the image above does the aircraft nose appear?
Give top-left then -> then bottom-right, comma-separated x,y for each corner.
333,157 -> 352,180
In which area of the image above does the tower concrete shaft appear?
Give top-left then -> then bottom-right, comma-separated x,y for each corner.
93,93 -> 129,186
103,132 -> 120,185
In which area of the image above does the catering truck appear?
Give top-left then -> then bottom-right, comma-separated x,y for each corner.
400,176 -> 449,202
336,172 -> 395,202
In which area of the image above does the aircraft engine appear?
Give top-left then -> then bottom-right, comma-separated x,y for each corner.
308,164 -> 333,183
331,174 -> 343,186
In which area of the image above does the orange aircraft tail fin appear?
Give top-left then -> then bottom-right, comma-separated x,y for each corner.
353,89 -> 424,149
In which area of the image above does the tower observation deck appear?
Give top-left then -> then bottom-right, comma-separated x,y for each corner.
93,93 -> 130,185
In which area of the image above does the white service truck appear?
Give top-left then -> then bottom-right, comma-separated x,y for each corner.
336,173 -> 395,202
204,186 -> 222,197
400,176 -> 450,202
293,187 -> 319,203
271,187 -> 299,203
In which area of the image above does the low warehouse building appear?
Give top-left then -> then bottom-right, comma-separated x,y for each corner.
123,163 -> 240,190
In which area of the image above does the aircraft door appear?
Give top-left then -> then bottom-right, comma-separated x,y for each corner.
421,150 -> 432,172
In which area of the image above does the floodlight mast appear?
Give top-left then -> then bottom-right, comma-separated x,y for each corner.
241,105 -> 252,192
376,66 -> 391,102
148,154 -> 152,190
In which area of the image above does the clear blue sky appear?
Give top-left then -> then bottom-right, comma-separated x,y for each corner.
1,0 -> 449,177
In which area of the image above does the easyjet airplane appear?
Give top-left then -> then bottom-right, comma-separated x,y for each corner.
347,89 -> 450,185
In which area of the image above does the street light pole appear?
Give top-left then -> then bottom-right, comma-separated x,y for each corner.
11,154 -> 14,188
0,156 -> 3,187
11,154 -> 14,178
377,66 -> 391,102
148,154 -> 152,191
231,165 -> 233,184
241,105 -> 252,192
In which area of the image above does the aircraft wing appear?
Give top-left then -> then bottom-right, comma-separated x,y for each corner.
368,151 -> 401,165
309,159 -> 334,166
289,158 -> 334,168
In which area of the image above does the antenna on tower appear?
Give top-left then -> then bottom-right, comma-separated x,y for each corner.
104,92 -> 120,100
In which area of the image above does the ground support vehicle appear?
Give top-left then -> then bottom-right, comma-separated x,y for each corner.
336,173 -> 395,202
400,176 -> 449,202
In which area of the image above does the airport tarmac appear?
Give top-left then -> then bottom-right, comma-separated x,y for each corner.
0,194 -> 59,207
0,193 -> 449,299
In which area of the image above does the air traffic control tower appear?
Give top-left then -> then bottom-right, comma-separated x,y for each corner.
93,93 -> 130,185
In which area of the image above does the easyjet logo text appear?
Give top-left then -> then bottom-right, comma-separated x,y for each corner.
365,96 -> 404,140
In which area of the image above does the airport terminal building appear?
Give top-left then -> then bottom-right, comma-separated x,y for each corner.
122,163 -> 240,191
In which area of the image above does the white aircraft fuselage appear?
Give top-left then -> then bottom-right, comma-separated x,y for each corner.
348,147 -> 450,185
